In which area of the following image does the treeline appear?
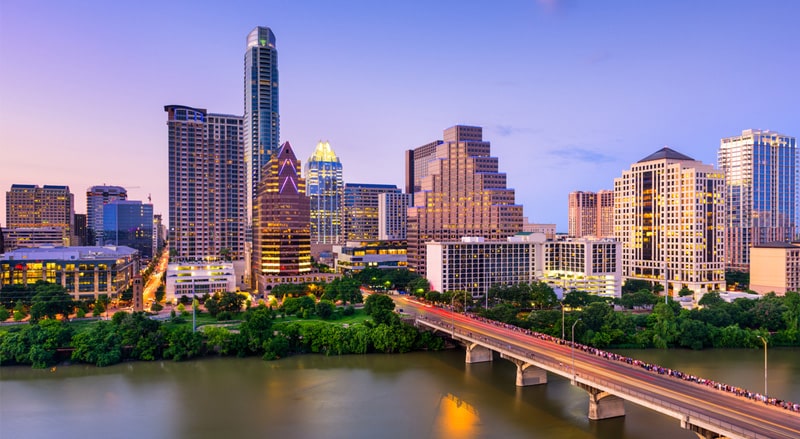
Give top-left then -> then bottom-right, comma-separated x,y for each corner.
0,292 -> 444,369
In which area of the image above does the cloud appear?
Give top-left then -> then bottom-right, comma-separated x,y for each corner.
548,146 -> 615,164
491,125 -> 540,137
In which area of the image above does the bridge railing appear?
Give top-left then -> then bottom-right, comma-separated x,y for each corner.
416,316 -> 772,439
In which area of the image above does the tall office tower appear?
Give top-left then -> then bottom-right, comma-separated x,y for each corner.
568,190 -> 614,238
103,200 -> 154,258
165,105 -> 246,261
153,214 -> 164,251
379,192 -> 412,240
73,214 -> 87,246
614,147 -> 725,294
305,141 -> 343,244
718,129 -> 797,271
406,125 -> 524,276
6,184 -> 74,246
86,185 -> 127,245
244,26 -> 279,229
253,142 -> 310,285
343,184 -> 400,241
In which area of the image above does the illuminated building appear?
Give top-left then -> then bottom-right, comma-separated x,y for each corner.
343,183 -> 400,241
406,125 -> 523,277
165,105 -> 246,267
568,190 -> 614,238
164,260 -> 236,302
2,227 -> 65,251
749,242 -> 800,295
0,245 -> 139,300
332,240 -> 407,273
379,192 -> 412,240
305,141 -> 343,244
718,129 -> 796,271
540,238 -> 621,297
244,26 -> 280,236
6,184 -> 74,246
614,147 -> 725,295
253,142 -> 311,290
103,200 -> 154,259
86,185 -> 127,245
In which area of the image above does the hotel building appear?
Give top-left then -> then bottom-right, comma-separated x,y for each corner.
749,242 -> 800,295
406,125 -> 523,277
568,190 -> 614,238
614,147 -> 725,295
6,184 -> 74,246
718,129 -> 796,271
540,238 -> 621,297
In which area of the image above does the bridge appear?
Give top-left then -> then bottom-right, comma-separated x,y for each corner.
396,297 -> 800,439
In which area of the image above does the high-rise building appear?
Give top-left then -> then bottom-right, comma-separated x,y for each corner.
103,200 -> 154,259
253,142 -> 310,289
6,184 -> 74,246
244,26 -> 280,229
153,214 -> 164,252
406,125 -> 523,277
305,141 -> 343,244
73,213 -> 87,246
718,129 -> 797,271
86,185 -> 127,245
614,147 -> 725,295
343,184 -> 400,241
165,105 -> 246,262
379,192 -> 412,240
568,190 -> 614,238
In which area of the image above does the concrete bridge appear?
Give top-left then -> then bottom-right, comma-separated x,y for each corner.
405,304 -> 800,439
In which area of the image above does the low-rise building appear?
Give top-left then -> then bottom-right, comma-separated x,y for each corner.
2,227 -> 66,251
165,261 -> 237,302
539,238 -> 621,298
332,240 -> 407,273
0,245 -> 139,300
750,242 -> 800,296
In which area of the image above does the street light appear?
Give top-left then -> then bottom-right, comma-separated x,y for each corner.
571,318 -> 582,383
758,335 -> 768,396
561,301 -> 566,340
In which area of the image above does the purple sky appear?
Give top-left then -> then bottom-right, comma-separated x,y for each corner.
1,0 -> 798,231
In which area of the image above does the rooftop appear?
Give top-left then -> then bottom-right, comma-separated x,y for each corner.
637,147 -> 695,163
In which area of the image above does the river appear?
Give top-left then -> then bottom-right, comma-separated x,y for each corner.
2,348 -> 798,439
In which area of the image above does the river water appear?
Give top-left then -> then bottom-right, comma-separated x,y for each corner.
2,348 -> 798,439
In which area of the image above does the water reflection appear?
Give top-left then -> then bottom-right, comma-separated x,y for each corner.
431,393 -> 480,438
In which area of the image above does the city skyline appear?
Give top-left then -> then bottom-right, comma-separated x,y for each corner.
1,1 -> 798,230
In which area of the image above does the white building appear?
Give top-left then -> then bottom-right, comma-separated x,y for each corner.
165,261 -> 236,302
539,238 -> 621,298
379,192 -> 412,240
332,240 -> 407,273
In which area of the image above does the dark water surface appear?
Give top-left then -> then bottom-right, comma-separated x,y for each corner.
2,348 -> 798,439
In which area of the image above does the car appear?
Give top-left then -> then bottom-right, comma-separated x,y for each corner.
398,308 -> 404,313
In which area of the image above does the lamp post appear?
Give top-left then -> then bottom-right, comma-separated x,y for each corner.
450,295 -> 456,336
571,318 -> 582,383
758,335 -> 767,396
561,302 -> 565,340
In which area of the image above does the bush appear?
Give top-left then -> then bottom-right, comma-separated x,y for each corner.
217,311 -> 233,321
342,305 -> 355,316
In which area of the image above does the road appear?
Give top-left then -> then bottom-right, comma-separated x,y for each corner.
392,294 -> 800,439
143,247 -> 169,305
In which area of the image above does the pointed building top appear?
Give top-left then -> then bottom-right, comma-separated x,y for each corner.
308,140 -> 340,163
637,147 -> 695,163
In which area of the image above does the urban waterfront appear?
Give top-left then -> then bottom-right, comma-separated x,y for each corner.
2,348 -> 798,439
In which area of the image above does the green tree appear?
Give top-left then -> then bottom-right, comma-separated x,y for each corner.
677,317 -> 711,350
163,327 -> 203,361
71,321 -> 122,366
315,300 -> 335,319
698,291 -> 724,308
530,282 -> 558,309
203,326 -> 233,355
155,285 -> 166,303
650,302 -> 678,349
28,282 -> 75,322
364,293 -> 395,317
0,307 -> 9,322
618,289 -> 659,309
678,286 -> 694,297
408,277 -> 430,297
622,279 -> 653,295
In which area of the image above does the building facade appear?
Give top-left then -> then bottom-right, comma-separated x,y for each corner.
86,185 -> 127,245
6,184 -> 74,246
523,221 -> 557,240
332,240 -> 407,273
568,190 -> 614,238
0,246 -> 139,300
539,238 -> 621,297
103,200 -> 154,259
73,213 -> 87,246
749,242 -> 800,295
379,192 -> 412,240
165,105 -> 246,264
718,129 -> 797,271
614,147 -> 725,295
1,227 -> 66,251
343,183 -> 400,241
253,142 -> 311,291
406,126 -> 523,276
164,261 -> 237,302
305,141 -> 343,244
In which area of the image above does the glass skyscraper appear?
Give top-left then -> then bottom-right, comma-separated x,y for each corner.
305,141 -> 343,244
719,129 -> 797,271
103,200 -> 154,259
86,185 -> 127,245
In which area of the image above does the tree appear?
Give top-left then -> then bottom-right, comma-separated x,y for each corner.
155,285 -> 166,303
28,282 -> 74,322
217,291 -> 246,313
678,286 -> 694,297
618,289 -> 659,309
650,302 -> 678,349
71,321 -> 122,366
530,282 -> 558,309
163,327 -> 203,361
364,293 -> 395,317
622,279 -> 653,295
698,291 -> 724,308
315,300 -> 335,320
0,307 -> 9,322
408,277 -> 430,297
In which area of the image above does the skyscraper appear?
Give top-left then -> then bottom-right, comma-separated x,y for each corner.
406,125 -> 523,277
305,141 -> 343,244
244,26 -> 280,229
718,129 -> 797,271
86,185 -> 127,245
614,147 -> 725,294
6,184 -> 74,246
568,190 -> 614,238
379,192 -> 412,240
343,183 -> 400,241
253,142 -> 310,287
165,105 -> 246,262
103,200 -> 154,258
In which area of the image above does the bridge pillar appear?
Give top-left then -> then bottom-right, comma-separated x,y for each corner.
576,383 -> 625,420
500,354 -> 547,386
681,417 -> 731,439
465,343 -> 493,363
